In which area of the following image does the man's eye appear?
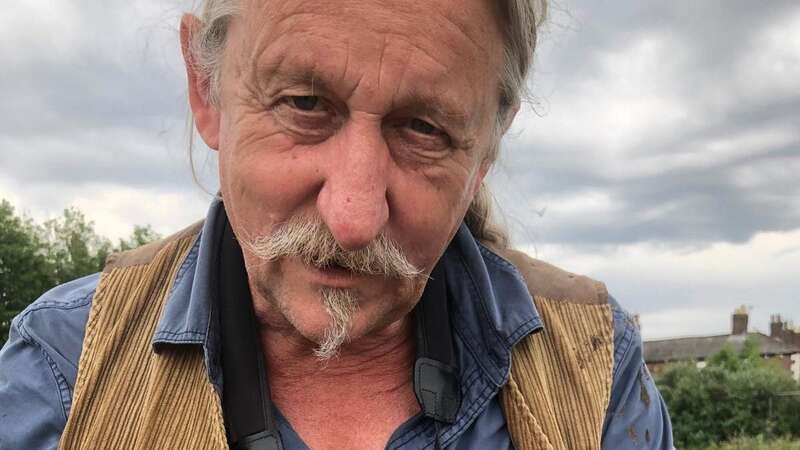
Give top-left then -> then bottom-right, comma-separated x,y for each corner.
288,96 -> 321,111
409,118 -> 439,135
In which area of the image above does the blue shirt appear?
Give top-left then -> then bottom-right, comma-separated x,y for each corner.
0,198 -> 674,449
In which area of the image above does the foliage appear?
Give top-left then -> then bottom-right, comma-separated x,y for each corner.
707,337 -> 762,372
706,436 -> 800,450
0,200 -> 161,345
0,200 -> 55,345
656,337 -> 800,450
116,225 -> 161,252
38,207 -> 113,285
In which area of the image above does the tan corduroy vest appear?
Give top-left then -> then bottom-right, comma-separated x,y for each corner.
59,224 -> 613,450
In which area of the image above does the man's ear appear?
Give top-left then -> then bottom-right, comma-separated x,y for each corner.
500,101 -> 521,136
466,100 -> 518,196
469,158 -> 492,199
180,14 -> 221,151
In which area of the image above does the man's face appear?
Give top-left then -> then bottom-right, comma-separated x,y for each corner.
190,0 -> 505,349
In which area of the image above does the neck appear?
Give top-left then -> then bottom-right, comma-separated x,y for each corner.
255,305 -> 421,449
258,312 -> 416,392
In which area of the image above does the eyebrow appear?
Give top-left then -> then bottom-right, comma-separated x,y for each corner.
258,65 -> 474,130
397,89 -> 472,129
257,65 -> 332,95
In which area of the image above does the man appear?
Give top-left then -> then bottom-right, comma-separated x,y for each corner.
0,0 -> 674,449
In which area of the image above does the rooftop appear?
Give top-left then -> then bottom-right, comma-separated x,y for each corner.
644,332 -> 800,364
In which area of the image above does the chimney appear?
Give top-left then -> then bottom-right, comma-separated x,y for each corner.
771,314 -> 785,339
793,326 -> 800,348
732,306 -> 749,335
789,321 -> 800,347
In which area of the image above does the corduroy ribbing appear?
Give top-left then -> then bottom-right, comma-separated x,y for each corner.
501,296 -> 614,450
58,232 -> 228,450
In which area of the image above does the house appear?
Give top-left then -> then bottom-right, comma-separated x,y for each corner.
771,314 -> 800,381
643,307 -> 800,381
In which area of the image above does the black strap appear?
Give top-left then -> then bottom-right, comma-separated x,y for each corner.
413,262 -> 462,424
219,216 -> 283,450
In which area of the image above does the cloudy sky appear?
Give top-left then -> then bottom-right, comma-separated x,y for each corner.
1,1 -> 798,340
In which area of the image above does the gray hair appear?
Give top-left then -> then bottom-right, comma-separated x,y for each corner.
189,0 -> 547,248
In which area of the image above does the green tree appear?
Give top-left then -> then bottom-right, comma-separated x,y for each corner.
657,337 -> 800,449
116,225 -> 161,252
39,207 -> 113,285
1,200 -> 162,345
707,337 -> 762,372
708,436 -> 800,450
0,200 -> 55,345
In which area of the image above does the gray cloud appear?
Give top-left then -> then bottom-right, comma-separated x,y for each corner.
492,0 -> 800,249
0,0 -> 195,199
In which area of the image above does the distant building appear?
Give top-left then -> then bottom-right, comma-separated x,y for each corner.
643,307 -> 800,381
770,314 -> 800,381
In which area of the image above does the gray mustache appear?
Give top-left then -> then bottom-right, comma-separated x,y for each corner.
246,216 -> 421,279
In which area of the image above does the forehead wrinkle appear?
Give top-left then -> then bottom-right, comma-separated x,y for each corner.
246,32 -> 358,100
377,35 -> 475,118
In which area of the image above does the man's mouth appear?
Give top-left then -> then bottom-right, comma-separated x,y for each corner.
306,260 -> 360,287
317,261 -> 352,275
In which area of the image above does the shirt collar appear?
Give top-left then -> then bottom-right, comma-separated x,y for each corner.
150,198 -> 543,388
151,196 -> 223,348
443,224 -> 543,387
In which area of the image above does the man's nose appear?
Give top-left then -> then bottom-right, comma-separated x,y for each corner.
316,120 -> 390,251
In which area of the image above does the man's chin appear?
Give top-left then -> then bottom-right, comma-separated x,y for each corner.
295,287 -> 357,361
